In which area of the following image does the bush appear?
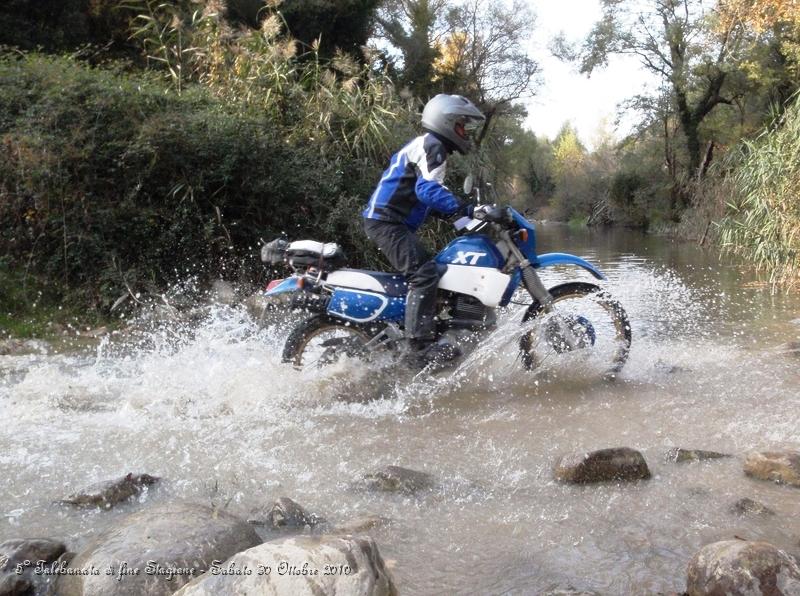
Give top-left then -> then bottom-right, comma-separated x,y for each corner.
0,53 -> 382,311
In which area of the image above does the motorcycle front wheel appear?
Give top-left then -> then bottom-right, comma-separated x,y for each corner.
518,282 -> 631,375
282,315 -> 381,369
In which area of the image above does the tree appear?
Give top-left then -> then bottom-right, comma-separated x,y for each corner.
373,0 -> 447,98
375,0 -> 539,113
432,0 -> 539,142
226,0 -> 381,60
575,0 -> 747,186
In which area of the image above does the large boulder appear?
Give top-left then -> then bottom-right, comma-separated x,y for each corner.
665,448 -> 730,463
0,538 -> 67,572
554,448 -> 651,484
360,466 -> 436,495
247,497 -> 325,529
173,535 -> 397,596
744,451 -> 800,487
686,540 -> 800,595
57,502 -> 261,596
61,473 -> 160,509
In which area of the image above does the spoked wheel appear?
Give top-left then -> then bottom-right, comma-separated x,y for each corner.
282,315 -> 381,369
519,282 -> 631,375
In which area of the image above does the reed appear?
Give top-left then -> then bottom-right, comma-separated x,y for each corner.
719,95 -> 800,290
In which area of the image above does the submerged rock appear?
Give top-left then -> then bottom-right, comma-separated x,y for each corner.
665,448 -> 731,463
332,515 -> 391,535
686,540 -> 800,595
247,497 -> 325,529
361,465 -> 437,495
57,502 -> 261,596
554,448 -> 651,484
173,535 -> 397,596
61,473 -> 160,509
743,451 -> 800,487
730,497 -> 775,517
778,340 -> 800,357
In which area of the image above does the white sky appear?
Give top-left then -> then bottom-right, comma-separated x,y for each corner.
523,0 -> 660,148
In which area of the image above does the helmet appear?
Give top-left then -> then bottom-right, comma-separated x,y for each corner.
421,94 -> 485,154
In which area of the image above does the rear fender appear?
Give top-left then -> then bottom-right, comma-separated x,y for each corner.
265,276 -> 302,295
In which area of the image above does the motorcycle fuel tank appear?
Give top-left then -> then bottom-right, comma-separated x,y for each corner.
435,236 -> 511,308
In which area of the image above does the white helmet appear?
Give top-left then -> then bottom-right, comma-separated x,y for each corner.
421,94 -> 485,154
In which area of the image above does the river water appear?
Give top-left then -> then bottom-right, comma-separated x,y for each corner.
1,225 -> 799,595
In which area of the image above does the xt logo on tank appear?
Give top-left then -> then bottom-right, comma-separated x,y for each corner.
452,251 -> 487,265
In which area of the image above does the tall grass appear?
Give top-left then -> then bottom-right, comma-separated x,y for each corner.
719,95 -> 800,289
122,0 -> 416,161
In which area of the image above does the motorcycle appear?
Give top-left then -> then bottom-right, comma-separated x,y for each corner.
260,204 -> 631,375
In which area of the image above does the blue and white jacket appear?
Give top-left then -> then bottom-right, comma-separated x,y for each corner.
362,133 -> 465,231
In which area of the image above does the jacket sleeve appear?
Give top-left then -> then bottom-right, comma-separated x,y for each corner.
413,136 -> 465,216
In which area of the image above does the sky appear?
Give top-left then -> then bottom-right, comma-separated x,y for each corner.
523,0 -> 659,148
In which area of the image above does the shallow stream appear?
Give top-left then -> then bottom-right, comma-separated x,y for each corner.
2,225 -> 799,594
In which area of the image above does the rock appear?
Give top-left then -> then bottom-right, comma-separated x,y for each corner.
686,540 -> 800,595
0,538 -> 66,596
247,497 -> 325,529
361,465 -> 437,495
0,573 -> 31,596
744,451 -> 800,487
57,502 -> 261,596
61,473 -> 160,509
0,538 -> 67,572
778,340 -> 800,357
730,497 -> 775,517
332,515 -> 391,535
173,535 -> 397,596
554,448 -> 651,484
665,448 -> 731,463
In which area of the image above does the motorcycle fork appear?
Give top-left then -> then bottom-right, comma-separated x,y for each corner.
504,231 -> 581,351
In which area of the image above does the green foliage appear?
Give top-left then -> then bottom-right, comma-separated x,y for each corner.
0,53 -> 387,311
719,93 -> 800,288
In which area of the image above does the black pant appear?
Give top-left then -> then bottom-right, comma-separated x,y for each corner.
363,219 -> 441,342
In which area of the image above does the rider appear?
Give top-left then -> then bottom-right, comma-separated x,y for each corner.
362,94 -> 486,366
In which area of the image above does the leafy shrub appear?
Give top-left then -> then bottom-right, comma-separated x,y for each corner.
0,53 -> 383,311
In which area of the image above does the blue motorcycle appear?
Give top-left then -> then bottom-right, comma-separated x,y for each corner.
262,205 -> 631,374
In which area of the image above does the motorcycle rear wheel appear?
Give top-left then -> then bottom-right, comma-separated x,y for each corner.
519,282 -> 631,374
282,315 -> 381,369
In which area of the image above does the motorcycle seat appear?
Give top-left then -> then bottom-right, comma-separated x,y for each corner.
325,269 -> 408,297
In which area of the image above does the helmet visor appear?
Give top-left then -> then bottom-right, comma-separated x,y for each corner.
455,117 -> 483,141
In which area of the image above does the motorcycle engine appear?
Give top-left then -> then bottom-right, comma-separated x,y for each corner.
450,295 -> 497,328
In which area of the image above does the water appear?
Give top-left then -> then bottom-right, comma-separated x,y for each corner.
2,225 -> 800,595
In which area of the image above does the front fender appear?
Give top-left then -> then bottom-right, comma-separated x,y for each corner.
534,252 -> 606,280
